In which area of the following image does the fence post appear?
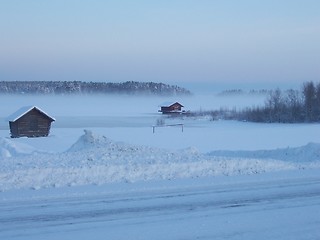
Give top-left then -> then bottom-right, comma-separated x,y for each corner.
152,124 -> 184,133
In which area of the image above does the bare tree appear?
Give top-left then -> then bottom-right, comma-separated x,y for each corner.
303,81 -> 316,121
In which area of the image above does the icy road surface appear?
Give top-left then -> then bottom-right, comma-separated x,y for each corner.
1,171 -> 320,240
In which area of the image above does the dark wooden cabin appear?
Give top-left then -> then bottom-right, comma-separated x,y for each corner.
159,102 -> 184,114
8,106 -> 55,138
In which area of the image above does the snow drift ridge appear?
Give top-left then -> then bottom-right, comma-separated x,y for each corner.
1,130 -> 320,191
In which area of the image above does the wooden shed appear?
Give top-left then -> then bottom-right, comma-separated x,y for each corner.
7,106 -> 55,138
159,102 -> 184,114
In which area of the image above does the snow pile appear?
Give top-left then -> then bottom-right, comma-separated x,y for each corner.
0,130 -> 318,191
0,137 -> 36,158
208,142 -> 320,162
68,129 -> 113,151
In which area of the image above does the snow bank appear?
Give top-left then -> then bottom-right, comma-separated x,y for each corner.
208,142 -> 320,162
68,129 -> 113,151
0,130 -> 318,191
0,137 -> 36,158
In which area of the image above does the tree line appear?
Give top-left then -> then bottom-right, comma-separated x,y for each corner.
0,81 -> 191,96
239,81 -> 320,123
177,81 -> 320,123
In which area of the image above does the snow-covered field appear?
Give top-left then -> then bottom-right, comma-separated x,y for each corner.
1,93 -> 320,239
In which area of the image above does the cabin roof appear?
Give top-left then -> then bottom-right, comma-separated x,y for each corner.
159,101 -> 184,107
7,106 -> 56,122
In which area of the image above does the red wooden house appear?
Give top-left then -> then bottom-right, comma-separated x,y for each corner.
159,102 -> 184,114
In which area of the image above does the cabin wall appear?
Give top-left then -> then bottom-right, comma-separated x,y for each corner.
9,122 -> 19,137
170,104 -> 182,111
161,106 -> 171,112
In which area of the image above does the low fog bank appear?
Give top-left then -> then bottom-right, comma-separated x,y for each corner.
0,91 -> 265,117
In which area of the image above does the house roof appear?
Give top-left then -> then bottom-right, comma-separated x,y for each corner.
7,106 -> 56,122
159,101 -> 184,107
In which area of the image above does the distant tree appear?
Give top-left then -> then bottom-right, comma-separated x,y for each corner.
314,82 -> 320,121
284,89 -> 303,122
302,81 -> 317,121
265,88 -> 285,122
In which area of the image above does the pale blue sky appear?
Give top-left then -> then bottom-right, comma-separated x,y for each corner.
0,0 -> 319,84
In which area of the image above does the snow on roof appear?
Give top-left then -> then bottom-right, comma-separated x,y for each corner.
159,101 -> 184,107
7,106 -> 56,122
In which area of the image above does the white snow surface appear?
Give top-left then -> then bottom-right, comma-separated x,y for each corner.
0,94 -> 320,240
209,142 -> 320,163
1,94 -> 320,192
0,129 -> 319,191
0,137 -> 36,158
